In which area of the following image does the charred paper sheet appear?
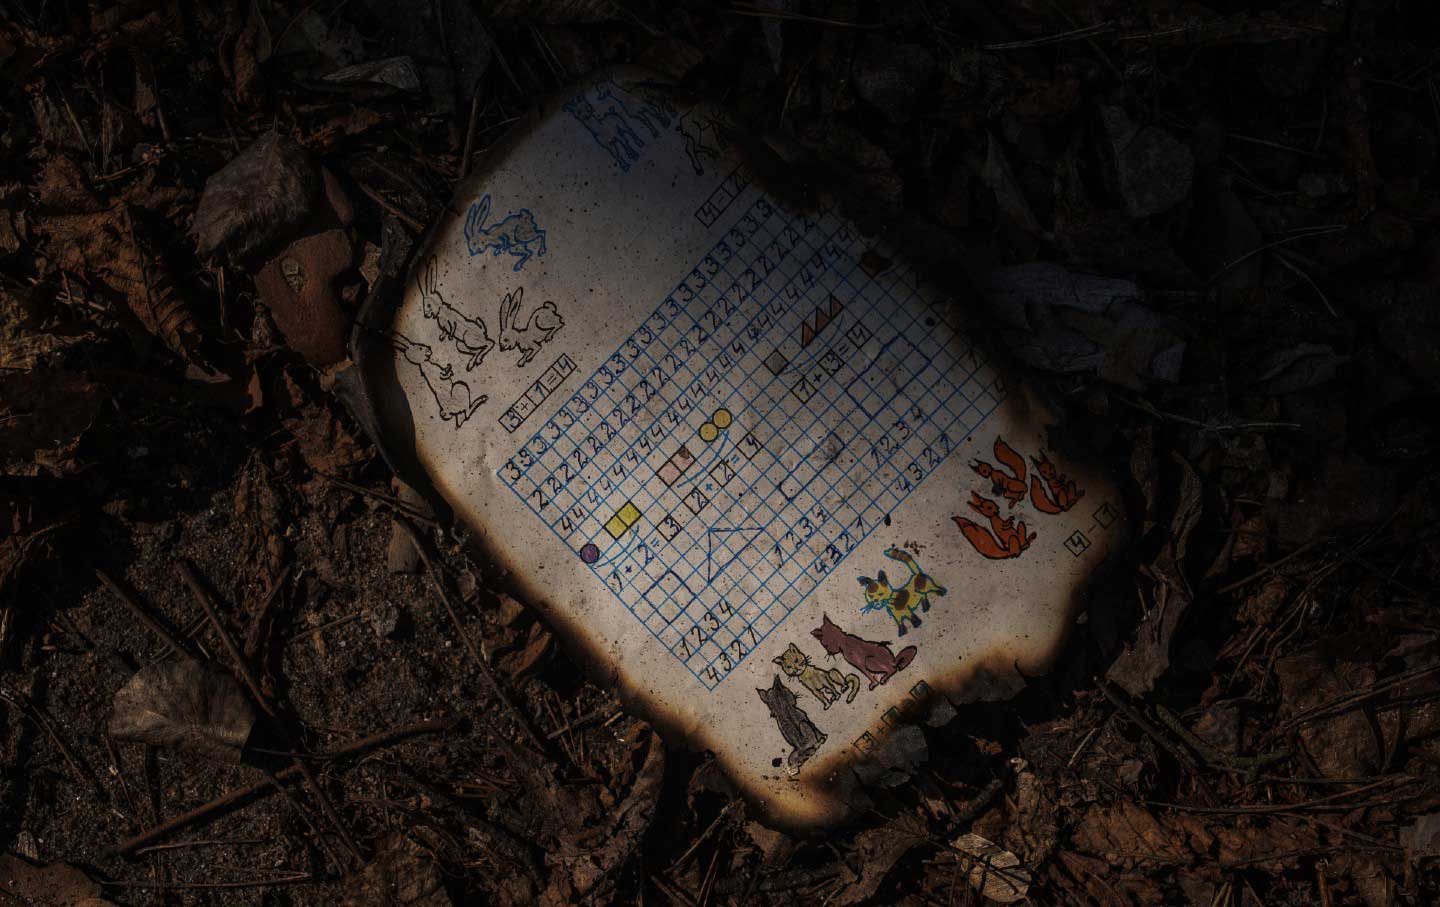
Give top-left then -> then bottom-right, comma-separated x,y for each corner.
370,68 -> 1122,827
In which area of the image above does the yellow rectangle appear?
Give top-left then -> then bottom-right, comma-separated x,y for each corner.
618,501 -> 641,527
604,513 -> 629,539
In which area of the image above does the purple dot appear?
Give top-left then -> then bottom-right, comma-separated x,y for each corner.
579,543 -> 600,564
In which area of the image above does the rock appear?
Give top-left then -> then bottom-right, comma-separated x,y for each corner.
368,600 -> 400,639
253,228 -> 355,365
386,478 -> 430,573
983,261 -> 1186,388
1101,105 -> 1195,218
192,132 -> 322,262
853,37 -> 935,124
324,56 -> 423,93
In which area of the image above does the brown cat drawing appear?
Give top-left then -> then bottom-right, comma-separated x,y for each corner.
811,614 -> 917,691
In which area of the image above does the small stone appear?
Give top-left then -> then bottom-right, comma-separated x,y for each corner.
192,132 -> 322,262
14,828 -> 39,860
1100,105 -> 1194,218
853,36 -> 935,125
368,601 -> 400,638
253,228 -> 354,365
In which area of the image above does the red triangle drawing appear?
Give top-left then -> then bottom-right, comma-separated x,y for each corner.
800,320 -> 815,347
812,307 -> 830,335
828,294 -> 844,318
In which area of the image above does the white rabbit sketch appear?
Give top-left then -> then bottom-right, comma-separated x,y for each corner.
496,286 -> 564,367
389,332 -> 486,429
417,257 -> 493,371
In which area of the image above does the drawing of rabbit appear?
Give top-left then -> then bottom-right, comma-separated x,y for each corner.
464,195 -> 548,272
417,257 -> 493,371
496,286 -> 564,367
677,105 -> 729,175
389,333 -> 485,429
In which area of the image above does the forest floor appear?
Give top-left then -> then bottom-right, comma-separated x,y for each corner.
3,1 -> 1440,904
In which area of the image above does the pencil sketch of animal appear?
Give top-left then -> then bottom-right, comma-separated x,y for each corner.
496,286 -> 564,367
677,105 -> 728,175
757,675 -> 826,770
564,92 -> 644,171
389,332 -> 485,429
463,195 -> 547,272
858,548 -> 948,637
594,79 -> 673,138
416,257 -> 492,371
774,642 -> 858,710
812,613 -> 917,691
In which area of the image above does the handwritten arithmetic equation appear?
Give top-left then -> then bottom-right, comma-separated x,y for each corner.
498,196 -> 1004,689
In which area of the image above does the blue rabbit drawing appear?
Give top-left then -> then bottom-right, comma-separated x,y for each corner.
464,195 -> 547,272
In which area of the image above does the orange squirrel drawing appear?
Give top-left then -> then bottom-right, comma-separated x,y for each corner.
1029,450 -> 1084,514
952,491 -> 1035,559
970,436 -> 1027,508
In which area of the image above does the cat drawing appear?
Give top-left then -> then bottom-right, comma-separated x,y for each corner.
812,613 -> 917,691
857,548 -> 948,637
774,642 -> 859,710
757,675 -> 826,769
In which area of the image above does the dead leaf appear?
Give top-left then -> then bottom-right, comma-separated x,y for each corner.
832,810 -> 929,905
1056,850 -> 1162,907
341,834 -> 452,907
0,853 -> 115,907
1275,653 -> 1379,779
1237,576 -> 1288,625
323,57 -> 422,92
1106,452 -> 1203,694
284,404 -> 371,477
1401,812 -> 1440,857
952,833 -> 1031,904
978,132 -> 1043,237
0,369 -> 105,478
0,181 -> 25,255
0,287 -> 95,371
477,0 -> 618,22
1072,801 -> 1320,870
34,158 -> 209,369
498,621 -> 552,676
1255,342 -> 1349,394
108,658 -> 256,762
543,730 -> 664,904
